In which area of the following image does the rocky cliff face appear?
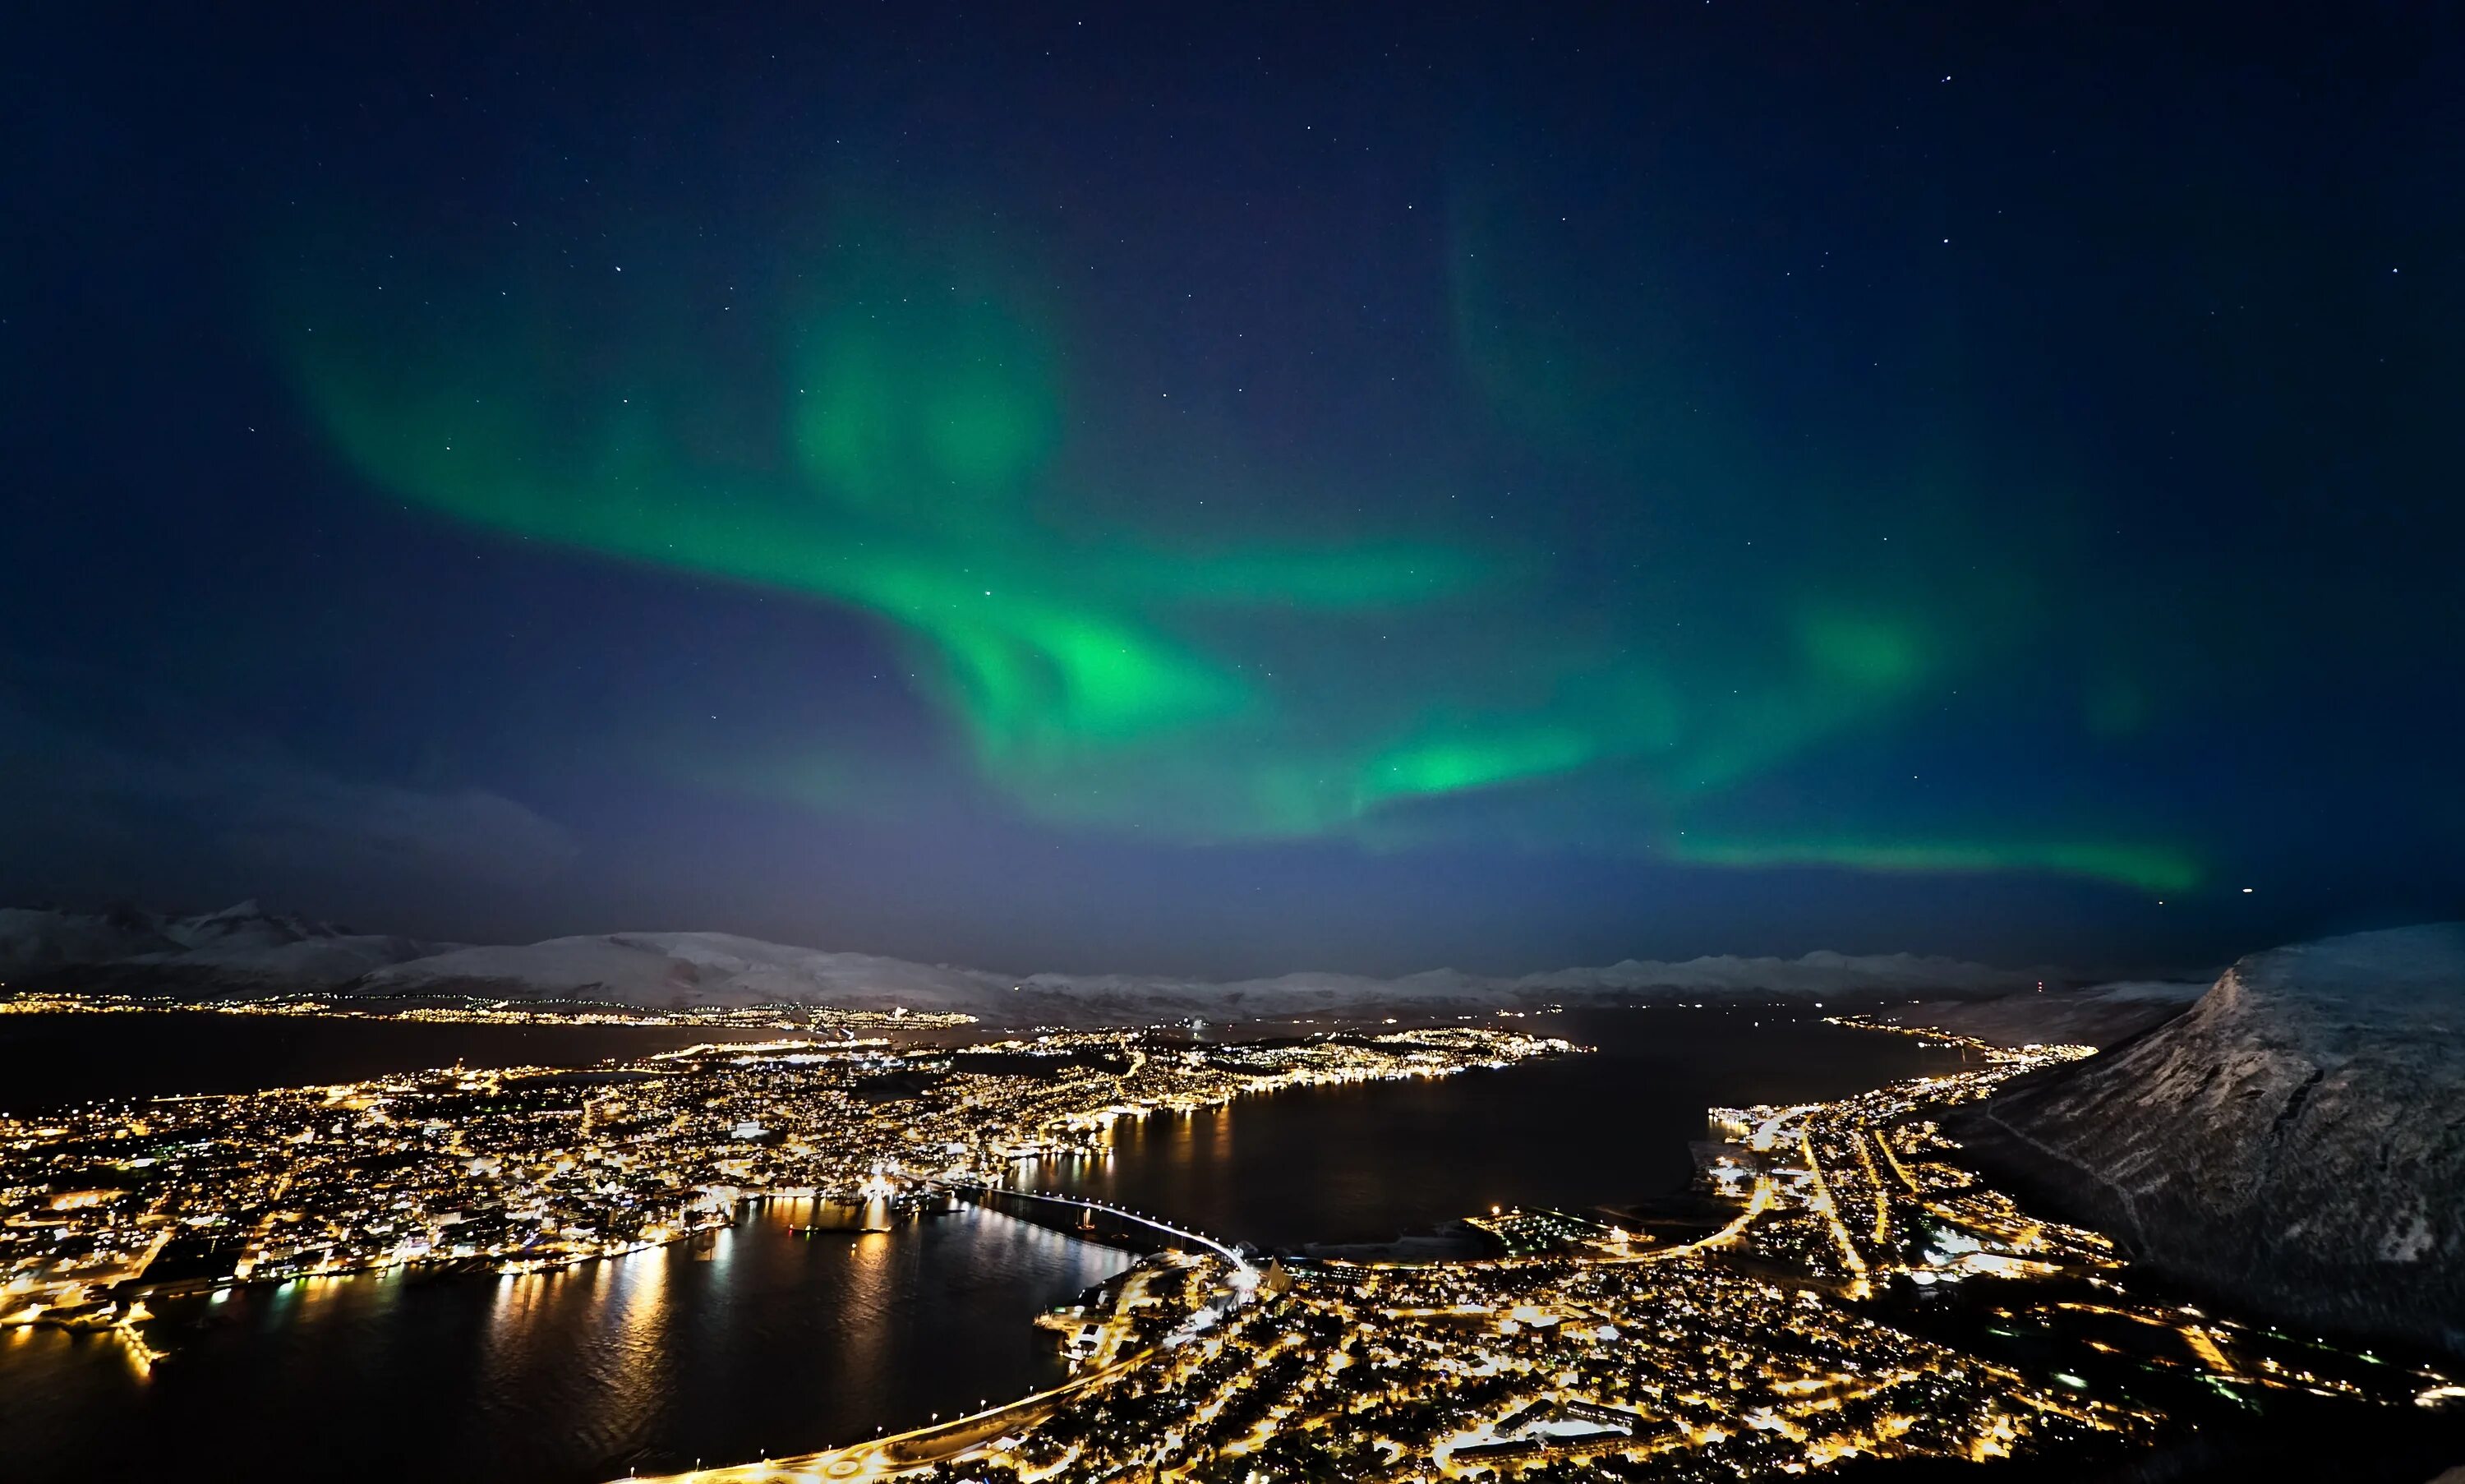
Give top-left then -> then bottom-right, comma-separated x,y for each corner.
1958,924 -> 2465,1353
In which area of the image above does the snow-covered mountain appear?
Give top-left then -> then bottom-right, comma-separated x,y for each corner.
341,935 -> 2062,1021
1513,950 -> 2057,998
0,904 -> 179,970
1881,977 -> 2210,1049
0,901 -> 440,989
352,933 -> 1014,1013
2,901 -> 2067,1021
1959,924 -> 2465,1351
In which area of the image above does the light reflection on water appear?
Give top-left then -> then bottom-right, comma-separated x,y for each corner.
0,1011 -> 1963,1484
0,1201 -> 1131,1484
1022,1011 -> 1973,1248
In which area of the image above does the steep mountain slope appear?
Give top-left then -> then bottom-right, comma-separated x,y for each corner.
1959,924 -> 2465,1351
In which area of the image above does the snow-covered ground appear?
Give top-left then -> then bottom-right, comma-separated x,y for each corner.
1962,924 -> 2465,1351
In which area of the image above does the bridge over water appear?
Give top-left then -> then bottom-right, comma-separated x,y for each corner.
934,1181 -> 1253,1271
622,1187 -> 1251,1482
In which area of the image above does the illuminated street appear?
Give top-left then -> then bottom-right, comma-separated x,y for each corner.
621,1022 -> 2457,1483
2,1025 -> 1564,1321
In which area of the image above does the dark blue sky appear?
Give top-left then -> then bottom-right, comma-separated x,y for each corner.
6,3 -> 2459,977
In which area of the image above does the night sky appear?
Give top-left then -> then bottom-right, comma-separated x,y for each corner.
7,4 -> 2460,977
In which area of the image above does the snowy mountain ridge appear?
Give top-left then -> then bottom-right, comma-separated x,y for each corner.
0,902 -> 2071,1020
1960,923 -> 2465,1351
0,901 -> 447,987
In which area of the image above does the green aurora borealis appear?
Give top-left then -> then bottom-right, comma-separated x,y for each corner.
279,209 -> 2199,895
17,2 -> 2465,967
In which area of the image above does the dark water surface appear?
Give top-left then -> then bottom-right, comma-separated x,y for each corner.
0,1008 -> 1966,1483
1022,1009 -> 1974,1247
1,1202 -> 1131,1484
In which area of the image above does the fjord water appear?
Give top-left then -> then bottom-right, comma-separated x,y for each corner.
0,1009 -> 1969,1483
2,1202 -> 1133,1484
1023,1009 -> 1975,1247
